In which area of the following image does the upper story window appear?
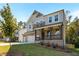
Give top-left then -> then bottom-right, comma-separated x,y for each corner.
49,17 -> 52,23
29,25 -> 31,29
55,15 -> 58,21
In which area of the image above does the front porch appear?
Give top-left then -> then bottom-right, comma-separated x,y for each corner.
34,23 -> 65,47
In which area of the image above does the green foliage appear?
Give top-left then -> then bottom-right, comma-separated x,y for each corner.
74,36 -> 79,48
18,21 -> 27,29
18,21 -> 23,29
66,17 -> 79,44
0,4 -> 18,41
75,36 -> 79,43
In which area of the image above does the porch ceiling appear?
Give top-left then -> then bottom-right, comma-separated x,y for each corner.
34,22 -> 63,30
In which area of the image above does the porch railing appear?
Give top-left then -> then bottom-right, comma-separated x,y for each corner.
33,21 -> 45,28
44,35 -> 62,40
35,35 -> 62,41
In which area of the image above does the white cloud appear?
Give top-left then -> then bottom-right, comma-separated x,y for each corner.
71,10 -> 79,18
69,10 -> 79,21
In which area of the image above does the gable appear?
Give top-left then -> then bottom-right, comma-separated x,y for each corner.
26,10 -> 43,25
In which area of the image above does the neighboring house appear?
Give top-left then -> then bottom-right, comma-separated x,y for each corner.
23,9 -> 66,47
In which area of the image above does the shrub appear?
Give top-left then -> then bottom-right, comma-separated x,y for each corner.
55,43 -> 59,48
10,36 -> 18,42
40,42 -> 44,45
75,36 -> 79,48
59,45 -> 63,48
66,44 -> 74,49
52,43 -> 56,48
46,42 -> 51,47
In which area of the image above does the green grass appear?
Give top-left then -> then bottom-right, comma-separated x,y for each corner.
66,44 -> 79,55
6,44 -> 78,56
0,43 -> 79,56
71,48 -> 79,54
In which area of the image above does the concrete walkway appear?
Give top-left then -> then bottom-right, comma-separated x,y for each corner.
0,42 -> 32,46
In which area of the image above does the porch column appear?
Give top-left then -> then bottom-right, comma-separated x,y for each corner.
60,25 -> 63,39
41,29 -> 44,40
49,27 -> 52,40
63,24 -> 66,46
61,23 -> 66,47
51,27 -> 54,40
35,30 -> 37,41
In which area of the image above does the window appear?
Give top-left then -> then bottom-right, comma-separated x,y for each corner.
29,25 -> 31,29
49,17 -> 52,23
55,15 -> 58,21
36,22 -> 39,24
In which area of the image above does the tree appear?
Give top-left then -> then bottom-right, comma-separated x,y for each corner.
65,10 -> 72,43
65,10 -> 72,24
18,21 -> 23,29
66,16 -> 79,44
18,21 -> 27,29
23,22 -> 27,28
0,4 -> 18,41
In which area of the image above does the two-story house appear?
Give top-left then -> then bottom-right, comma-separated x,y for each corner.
23,9 -> 66,47
23,10 -> 44,43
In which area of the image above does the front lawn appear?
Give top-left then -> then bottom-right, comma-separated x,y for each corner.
0,43 -> 79,56
71,48 -> 79,54
6,44 -> 79,56
7,44 -> 65,56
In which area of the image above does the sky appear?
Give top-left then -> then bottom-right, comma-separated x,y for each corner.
0,3 -> 79,22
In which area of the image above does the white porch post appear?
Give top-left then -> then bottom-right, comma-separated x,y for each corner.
63,25 -> 66,47
63,11 -> 66,47
63,17 -> 66,47
35,30 -> 36,41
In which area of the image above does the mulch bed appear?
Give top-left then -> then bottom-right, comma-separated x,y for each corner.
38,44 -> 72,53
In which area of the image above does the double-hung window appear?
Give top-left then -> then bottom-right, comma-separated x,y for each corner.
55,15 -> 58,21
49,17 -> 52,23
29,25 -> 31,29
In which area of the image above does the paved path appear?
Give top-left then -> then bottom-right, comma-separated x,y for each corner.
0,42 -> 32,46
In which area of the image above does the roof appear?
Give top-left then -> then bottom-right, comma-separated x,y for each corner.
44,9 -> 64,16
32,10 -> 43,16
23,31 -> 34,36
26,10 -> 44,24
26,9 -> 65,26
